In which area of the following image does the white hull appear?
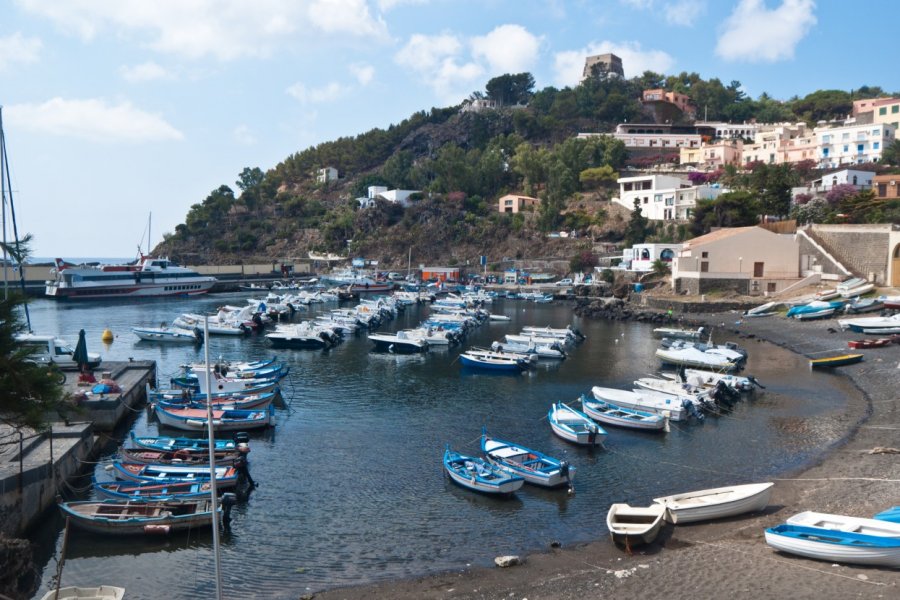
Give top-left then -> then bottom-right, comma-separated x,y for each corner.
606,503 -> 667,545
655,347 -> 738,371
133,327 -> 200,343
765,527 -> 900,567
786,511 -> 900,537
590,386 -> 685,421
653,482 -> 774,524
40,586 -> 126,600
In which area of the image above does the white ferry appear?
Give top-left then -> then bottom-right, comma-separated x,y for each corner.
45,256 -> 217,300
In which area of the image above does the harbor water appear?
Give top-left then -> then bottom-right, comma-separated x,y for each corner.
27,294 -> 857,599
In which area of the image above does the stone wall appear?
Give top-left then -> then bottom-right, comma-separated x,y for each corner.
674,277 -> 748,295
809,224 -> 894,284
798,233 -> 848,279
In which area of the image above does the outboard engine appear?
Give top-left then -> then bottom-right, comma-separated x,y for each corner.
571,327 -> 586,341
712,381 -> 737,407
192,327 -> 205,344
683,399 -> 705,421
748,375 -> 765,389
221,492 -> 238,530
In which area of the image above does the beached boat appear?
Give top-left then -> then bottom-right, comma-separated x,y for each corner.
809,353 -> 864,368
129,431 -> 250,454
547,402 -> 606,446
590,386 -> 690,421
606,503 -> 667,546
839,282 -> 875,299
108,461 -> 241,488
132,325 -> 203,344
580,394 -> 667,431
59,498 -> 220,536
40,586 -> 125,600
785,300 -> 843,319
94,479 -> 215,501
838,313 -> 900,333
844,296 -> 885,314
875,506 -> 900,523
480,431 -> 575,489
786,511 -> 900,537
442,446 -> 524,495
154,404 -> 274,431
847,338 -> 892,349
764,524 -> 900,567
744,301 -> 783,317
653,482 -> 774,524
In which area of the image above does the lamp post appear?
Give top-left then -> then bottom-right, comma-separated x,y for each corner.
738,257 -> 743,274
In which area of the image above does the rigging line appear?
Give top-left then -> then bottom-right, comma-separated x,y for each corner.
775,476 -> 900,483
679,538 -> 888,587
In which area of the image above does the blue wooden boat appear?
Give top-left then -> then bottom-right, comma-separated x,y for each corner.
443,446 -> 524,495
154,404 -> 274,432
148,382 -> 279,403
548,402 -> 607,446
94,479 -> 215,501
786,300 -> 843,319
59,498 -> 220,536
173,364 -> 287,389
480,429 -> 574,490
118,446 -> 243,466
130,431 -> 250,454
108,461 -> 241,488
875,506 -> 900,523
580,394 -> 667,431
809,353 -> 864,368
154,390 -> 276,411
765,524 -> 900,567
459,349 -> 529,372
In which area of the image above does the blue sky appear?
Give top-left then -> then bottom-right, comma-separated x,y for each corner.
1,0 -> 898,258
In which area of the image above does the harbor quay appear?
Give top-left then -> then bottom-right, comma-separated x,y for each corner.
0,360 -> 155,537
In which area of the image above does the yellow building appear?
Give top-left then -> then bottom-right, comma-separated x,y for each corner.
498,194 -> 540,214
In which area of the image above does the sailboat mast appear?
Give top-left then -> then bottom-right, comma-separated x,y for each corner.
148,212 -> 151,256
203,317 -> 224,600
0,107 -> 33,330
1,106 -> 8,297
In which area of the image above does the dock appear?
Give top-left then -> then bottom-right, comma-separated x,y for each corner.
0,360 -> 155,537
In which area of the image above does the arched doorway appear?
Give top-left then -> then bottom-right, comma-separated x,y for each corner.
893,244 -> 900,287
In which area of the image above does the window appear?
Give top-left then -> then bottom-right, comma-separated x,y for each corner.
873,129 -> 881,136
874,142 -> 880,150
654,194 -> 663,202
880,107 -> 887,116
843,145 -> 849,152
643,197 -> 649,204
858,144 -> 864,153
893,105 -> 899,114
701,251 -> 708,258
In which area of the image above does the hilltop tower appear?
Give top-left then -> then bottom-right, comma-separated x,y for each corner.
581,53 -> 624,81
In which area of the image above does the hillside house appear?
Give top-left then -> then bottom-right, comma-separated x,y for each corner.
672,226 -> 800,295
498,194 -> 540,213
317,167 -> 338,184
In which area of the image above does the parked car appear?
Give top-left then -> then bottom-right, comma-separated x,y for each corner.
554,278 -> 573,287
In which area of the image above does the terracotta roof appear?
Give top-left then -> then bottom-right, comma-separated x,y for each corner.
684,226 -> 763,248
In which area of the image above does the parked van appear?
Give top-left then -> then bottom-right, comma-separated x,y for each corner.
15,334 -> 102,370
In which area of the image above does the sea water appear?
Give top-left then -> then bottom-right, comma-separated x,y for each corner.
26,294 -> 855,599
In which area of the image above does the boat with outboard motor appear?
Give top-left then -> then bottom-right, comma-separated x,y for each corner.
480,430 -> 575,489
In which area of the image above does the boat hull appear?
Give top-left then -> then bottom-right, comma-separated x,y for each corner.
59,499 -> 217,536
765,524 -> 900,567
653,482 -> 774,524
809,354 -> 864,368
443,449 -> 524,495
581,396 -> 667,431
606,503 -> 667,546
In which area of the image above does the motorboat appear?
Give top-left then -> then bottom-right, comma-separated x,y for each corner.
547,401 -> 606,446
481,431 -> 575,489
590,386 -> 690,422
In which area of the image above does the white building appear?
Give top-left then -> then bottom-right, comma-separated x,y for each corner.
816,122 -> 896,168
697,121 -> 761,140
612,175 -> 724,221
356,187 -> 420,209
316,167 -> 338,184
792,168 -> 875,200
621,243 -> 682,272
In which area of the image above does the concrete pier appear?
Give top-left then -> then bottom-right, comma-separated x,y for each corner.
0,360 -> 155,537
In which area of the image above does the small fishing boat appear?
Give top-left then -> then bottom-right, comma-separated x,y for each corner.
838,313 -> 900,333
844,296 -> 885,314
367,330 -> 429,353
786,511 -> 900,537
606,503 -> 667,546
847,338 -> 892,349
40,586 -> 126,600
809,353 -> 864,368
155,404 -> 275,431
590,386 -> 689,422
653,482 -> 774,524
654,347 -> 739,371
786,300 -> 843,320
459,349 -> 530,372
480,430 -> 575,489
875,506 -> 900,523
839,282 -> 875,299
764,524 -> 900,567
442,446 -> 524,495
491,340 -> 566,360
488,313 -> 511,322
520,325 -> 585,341
794,306 -> 837,320
59,498 -> 221,536
133,325 -> 203,344
744,301 -> 782,317
118,446 -> 243,466
129,431 -> 250,454
547,402 -> 606,446
580,394 -> 667,431
94,479 -> 214,501
107,461 -> 241,488
154,390 -> 276,411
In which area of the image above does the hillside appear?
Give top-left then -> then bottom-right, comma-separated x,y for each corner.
154,72 -> 899,268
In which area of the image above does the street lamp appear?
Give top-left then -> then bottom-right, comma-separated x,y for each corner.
738,257 -> 743,274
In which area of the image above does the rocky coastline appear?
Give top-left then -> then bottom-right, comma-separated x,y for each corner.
313,300 -> 900,600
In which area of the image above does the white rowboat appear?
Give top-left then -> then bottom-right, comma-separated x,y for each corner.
653,482 -> 774,524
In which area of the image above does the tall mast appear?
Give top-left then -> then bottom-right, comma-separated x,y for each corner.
1,106 -> 8,297
0,106 -> 33,330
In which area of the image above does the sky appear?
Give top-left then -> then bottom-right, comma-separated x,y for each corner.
1,0 -> 899,258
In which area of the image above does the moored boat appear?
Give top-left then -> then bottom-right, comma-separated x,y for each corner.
94,479 -> 214,501
580,394 -> 667,431
606,503 -> 667,546
58,498 -> 222,535
652,326 -> 705,340
129,431 -> 250,454
653,482 -> 774,524
154,404 -> 275,431
764,524 -> 900,567
118,446 -> 243,466
654,347 -> 740,371
40,586 -> 125,600
480,431 -> 575,489
442,446 -> 524,496
133,325 -> 203,344
108,461 -> 241,488
367,330 -> 428,353
548,401 -> 606,446
459,349 -> 530,372
590,386 -> 689,422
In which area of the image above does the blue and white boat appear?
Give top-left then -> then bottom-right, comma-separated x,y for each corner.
107,461 -> 241,488
765,524 -> 900,567
580,394 -> 667,431
480,430 -> 575,490
548,402 -> 606,446
133,325 -> 203,344
785,300 -> 843,320
93,479 -> 215,501
787,511 -> 900,537
875,506 -> 900,523
459,349 -> 530,372
154,404 -> 275,432
130,431 -> 250,454
442,446 -> 524,495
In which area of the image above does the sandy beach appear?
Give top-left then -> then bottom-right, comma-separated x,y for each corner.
313,308 -> 900,600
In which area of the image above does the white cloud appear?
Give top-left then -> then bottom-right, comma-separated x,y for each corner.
350,63 -> 375,86
287,81 -> 348,104
553,41 -> 674,86
119,61 -> 172,83
307,0 -> 388,39
17,0 -> 387,61
716,0 -> 817,62
395,32 -> 483,104
471,24 -> 541,75
233,124 -> 257,145
664,0 -> 705,26
377,0 -> 427,10
0,32 -> 42,70
6,98 -> 183,143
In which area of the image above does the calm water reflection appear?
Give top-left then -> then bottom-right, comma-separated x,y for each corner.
26,294 -> 856,598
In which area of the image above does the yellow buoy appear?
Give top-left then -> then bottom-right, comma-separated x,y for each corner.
101,329 -> 114,343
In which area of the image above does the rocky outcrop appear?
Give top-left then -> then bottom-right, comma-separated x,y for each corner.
574,296 -> 698,325
0,535 -> 37,599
